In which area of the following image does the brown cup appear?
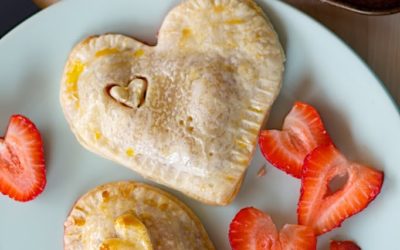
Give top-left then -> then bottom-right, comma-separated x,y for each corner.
32,0 -> 59,9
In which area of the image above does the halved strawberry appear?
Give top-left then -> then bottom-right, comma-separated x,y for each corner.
279,224 -> 316,250
330,240 -> 361,250
0,115 -> 46,202
298,143 -> 383,235
259,101 -> 331,178
229,207 -> 316,250
229,207 -> 281,250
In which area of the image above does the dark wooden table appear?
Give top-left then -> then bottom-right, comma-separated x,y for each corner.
287,0 -> 400,106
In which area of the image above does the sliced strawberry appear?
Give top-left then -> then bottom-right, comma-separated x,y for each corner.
259,101 -> 331,178
0,115 -> 46,202
279,224 -> 316,250
229,207 -> 317,250
330,240 -> 361,250
298,143 -> 383,235
229,207 -> 281,250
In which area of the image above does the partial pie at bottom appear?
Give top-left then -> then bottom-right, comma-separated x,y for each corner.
64,181 -> 215,250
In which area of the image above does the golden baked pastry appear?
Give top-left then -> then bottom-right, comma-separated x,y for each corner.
64,181 -> 215,250
60,0 -> 285,205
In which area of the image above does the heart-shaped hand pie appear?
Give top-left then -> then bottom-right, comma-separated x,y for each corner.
60,0 -> 285,205
64,182 -> 214,250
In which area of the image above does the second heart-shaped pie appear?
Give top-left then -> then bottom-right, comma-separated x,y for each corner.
60,0 -> 285,205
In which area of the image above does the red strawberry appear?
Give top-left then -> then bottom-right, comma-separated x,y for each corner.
298,143 -> 383,235
229,207 -> 316,250
229,207 -> 281,250
279,224 -> 316,250
0,115 -> 46,202
259,101 -> 331,178
330,240 -> 361,250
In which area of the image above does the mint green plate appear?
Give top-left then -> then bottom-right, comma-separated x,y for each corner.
0,0 -> 399,249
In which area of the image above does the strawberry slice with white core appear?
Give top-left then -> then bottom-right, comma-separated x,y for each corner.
298,143 -> 383,235
229,207 -> 281,250
279,224 -> 316,250
0,115 -> 46,202
330,240 -> 361,250
229,207 -> 316,250
259,101 -> 332,178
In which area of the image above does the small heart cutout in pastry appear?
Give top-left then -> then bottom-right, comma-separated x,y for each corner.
108,77 -> 148,108
60,0 -> 285,205
99,212 -> 153,250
